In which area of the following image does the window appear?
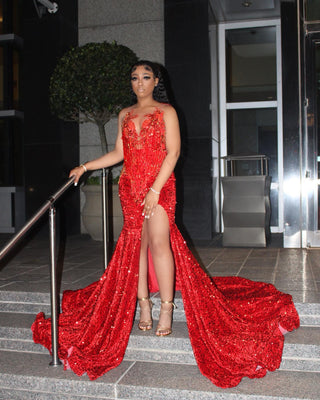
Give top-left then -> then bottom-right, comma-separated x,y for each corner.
0,0 -> 21,34
227,108 -> 278,180
0,1 -> 3,35
0,46 -> 3,109
0,118 -> 23,186
0,0 -> 23,188
226,26 -> 277,102
13,49 -> 20,109
305,0 -> 320,22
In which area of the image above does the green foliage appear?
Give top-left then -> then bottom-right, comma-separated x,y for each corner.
86,176 -> 101,185
49,41 -> 138,126
112,174 -> 120,184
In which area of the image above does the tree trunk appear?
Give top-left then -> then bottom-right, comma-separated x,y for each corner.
97,122 -> 108,155
96,121 -> 113,254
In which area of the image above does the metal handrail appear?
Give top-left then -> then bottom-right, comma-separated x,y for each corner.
0,176 -> 75,261
0,169 -> 110,367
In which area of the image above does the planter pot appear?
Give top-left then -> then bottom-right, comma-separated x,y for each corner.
81,184 -> 123,241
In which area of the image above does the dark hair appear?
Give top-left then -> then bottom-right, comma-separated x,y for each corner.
130,60 -> 169,103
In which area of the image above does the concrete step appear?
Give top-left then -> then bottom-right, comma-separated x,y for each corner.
295,302 -> 320,327
0,290 -> 319,326
0,290 -> 51,315
127,323 -> 320,373
0,350 -> 319,400
0,312 -> 319,373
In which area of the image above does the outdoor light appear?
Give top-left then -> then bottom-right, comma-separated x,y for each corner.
35,0 -> 58,14
242,1 -> 252,7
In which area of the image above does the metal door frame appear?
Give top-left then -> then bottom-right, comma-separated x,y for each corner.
304,27 -> 320,246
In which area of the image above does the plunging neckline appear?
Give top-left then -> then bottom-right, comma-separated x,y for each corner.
128,107 -> 162,136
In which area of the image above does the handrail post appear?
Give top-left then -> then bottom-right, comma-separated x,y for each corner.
0,177 -> 76,368
102,168 -> 109,269
49,205 -> 61,367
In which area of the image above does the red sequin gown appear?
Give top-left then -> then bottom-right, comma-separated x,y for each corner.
32,108 -> 300,388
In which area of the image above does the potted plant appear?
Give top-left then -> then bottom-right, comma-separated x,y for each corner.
49,41 -> 138,240
81,175 -> 123,241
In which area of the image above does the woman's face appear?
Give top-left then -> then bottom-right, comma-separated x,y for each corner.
131,65 -> 159,99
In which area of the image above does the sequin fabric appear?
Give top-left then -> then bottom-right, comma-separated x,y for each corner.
32,108 -> 299,387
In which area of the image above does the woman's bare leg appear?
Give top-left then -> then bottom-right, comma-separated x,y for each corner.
137,222 -> 149,299
137,222 -> 153,330
146,206 -> 175,334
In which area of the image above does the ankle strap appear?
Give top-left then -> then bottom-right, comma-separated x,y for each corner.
138,297 -> 150,301
161,300 -> 176,309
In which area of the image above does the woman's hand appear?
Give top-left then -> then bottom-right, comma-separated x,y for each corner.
141,189 -> 160,219
69,164 -> 86,186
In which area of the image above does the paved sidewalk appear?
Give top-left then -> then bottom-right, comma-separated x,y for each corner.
0,233 -> 319,304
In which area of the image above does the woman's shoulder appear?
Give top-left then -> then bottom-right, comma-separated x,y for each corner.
156,103 -> 176,116
157,103 -> 178,122
118,106 -> 135,121
119,106 -> 135,115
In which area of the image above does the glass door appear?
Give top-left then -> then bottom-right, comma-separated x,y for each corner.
218,20 -> 283,232
305,33 -> 320,246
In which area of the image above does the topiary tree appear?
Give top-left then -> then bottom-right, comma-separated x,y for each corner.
49,41 -> 138,154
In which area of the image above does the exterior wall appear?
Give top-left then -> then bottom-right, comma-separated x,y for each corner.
22,0 -> 80,235
78,0 -> 164,232
165,0 -> 213,240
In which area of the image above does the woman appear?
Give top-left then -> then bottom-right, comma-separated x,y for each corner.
32,61 -> 300,388
72,60 -> 180,336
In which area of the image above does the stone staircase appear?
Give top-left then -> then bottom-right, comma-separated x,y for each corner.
0,290 -> 319,400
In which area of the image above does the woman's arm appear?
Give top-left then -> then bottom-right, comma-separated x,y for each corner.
142,105 -> 181,218
69,111 -> 125,184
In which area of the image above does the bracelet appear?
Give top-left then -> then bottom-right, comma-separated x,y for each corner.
80,164 -> 87,172
150,187 -> 160,195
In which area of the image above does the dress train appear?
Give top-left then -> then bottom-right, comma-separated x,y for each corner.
32,219 -> 299,387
